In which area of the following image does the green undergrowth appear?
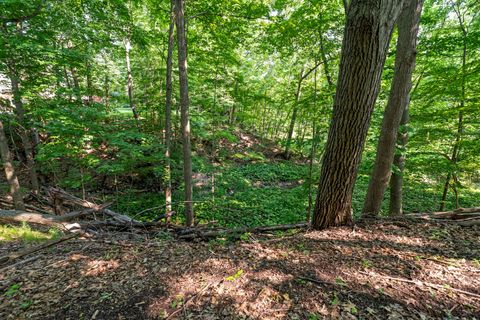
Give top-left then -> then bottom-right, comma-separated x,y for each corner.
353,173 -> 480,216
0,223 -> 60,243
109,158 -> 480,228
110,161 -> 310,227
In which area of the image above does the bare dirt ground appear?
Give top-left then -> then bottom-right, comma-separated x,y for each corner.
1,219 -> 479,319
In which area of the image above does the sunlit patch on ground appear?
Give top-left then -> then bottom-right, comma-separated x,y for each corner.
83,259 -> 120,277
0,223 -> 59,243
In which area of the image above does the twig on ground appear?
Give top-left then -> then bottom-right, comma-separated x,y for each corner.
0,255 -> 40,273
0,233 -> 80,266
297,276 -> 332,286
360,271 -> 480,300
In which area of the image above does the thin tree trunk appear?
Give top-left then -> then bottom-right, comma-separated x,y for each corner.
164,0 -> 175,218
449,6 -> 467,210
439,6 -> 467,211
389,104 -> 409,215
307,122 -> 317,222
343,0 -> 349,15
63,66 -> 71,89
86,61 -> 93,105
104,74 -> 110,110
299,119 -> 308,155
9,72 -> 40,193
175,0 -> 194,226
70,67 -> 81,101
452,173 -> 460,209
229,80 -> 238,125
285,68 -> 304,159
63,66 -> 73,101
312,0 -> 404,230
0,121 -> 24,210
318,34 -> 334,88
124,36 -> 141,128
362,0 -> 423,216
307,62 -> 319,222
441,111 -> 464,211
439,173 -> 451,211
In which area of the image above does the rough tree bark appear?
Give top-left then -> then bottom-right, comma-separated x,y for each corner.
0,120 -> 24,210
164,0 -> 175,218
175,0 -> 194,226
362,0 -> 423,216
312,0 -> 405,230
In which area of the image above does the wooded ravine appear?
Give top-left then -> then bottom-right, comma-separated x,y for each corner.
0,0 -> 479,319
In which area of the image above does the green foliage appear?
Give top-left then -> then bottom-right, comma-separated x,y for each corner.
0,223 -> 60,243
0,0 -> 478,230
5,284 -> 20,299
362,259 -> 373,269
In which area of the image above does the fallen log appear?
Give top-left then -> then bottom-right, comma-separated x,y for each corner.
406,212 -> 480,220
66,220 -> 161,231
47,188 -> 139,224
455,217 -> 480,227
56,203 -> 111,222
405,207 -> 480,224
0,210 -> 66,227
0,209 -> 162,232
0,198 -> 53,215
177,222 -> 309,240
0,207 -> 109,226
454,207 -> 480,214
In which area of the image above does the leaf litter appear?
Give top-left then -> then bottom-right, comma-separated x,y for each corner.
0,218 -> 478,319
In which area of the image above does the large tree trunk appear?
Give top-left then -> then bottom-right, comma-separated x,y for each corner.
124,36 -> 141,128
389,105 -> 409,215
9,72 -> 40,193
175,0 -> 194,227
311,0 -> 405,230
164,0 -> 175,218
0,121 -> 25,210
362,0 -> 423,216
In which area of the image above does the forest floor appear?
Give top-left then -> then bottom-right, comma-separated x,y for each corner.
1,219 -> 479,319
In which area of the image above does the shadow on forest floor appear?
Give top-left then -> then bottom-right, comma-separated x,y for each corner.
0,218 -> 479,319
